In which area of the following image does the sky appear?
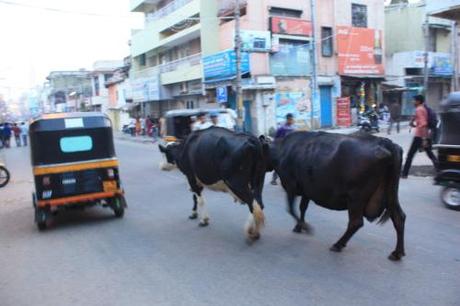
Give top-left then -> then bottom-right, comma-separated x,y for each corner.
0,0 -> 142,99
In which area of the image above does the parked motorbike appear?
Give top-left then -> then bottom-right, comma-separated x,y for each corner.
433,92 -> 460,211
0,162 -> 10,188
358,109 -> 380,133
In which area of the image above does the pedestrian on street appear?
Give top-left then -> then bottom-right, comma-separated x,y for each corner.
271,113 -> 296,185
146,115 -> 153,137
388,100 -> 401,135
193,113 -> 212,131
2,123 -> 11,148
140,117 -> 146,136
20,122 -> 29,146
12,123 -> 21,147
401,95 -> 438,178
128,118 -> 136,137
135,117 -> 141,136
210,111 -> 220,127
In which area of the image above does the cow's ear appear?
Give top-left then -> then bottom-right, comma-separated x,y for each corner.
158,144 -> 166,153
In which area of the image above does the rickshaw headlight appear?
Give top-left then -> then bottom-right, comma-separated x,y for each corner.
42,176 -> 51,186
107,168 -> 115,179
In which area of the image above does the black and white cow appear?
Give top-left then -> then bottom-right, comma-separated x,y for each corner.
270,131 -> 406,260
159,127 -> 271,240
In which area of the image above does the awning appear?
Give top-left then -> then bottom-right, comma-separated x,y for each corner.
430,5 -> 460,21
341,75 -> 386,80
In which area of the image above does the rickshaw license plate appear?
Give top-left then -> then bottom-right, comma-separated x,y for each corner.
103,181 -> 117,192
447,155 -> 460,163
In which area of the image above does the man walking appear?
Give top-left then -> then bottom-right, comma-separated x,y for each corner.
20,122 -> 29,146
271,113 -> 296,185
401,95 -> 438,178
12,123 -> 21,147
193,113 -> 212,131
388,100 -> 401,135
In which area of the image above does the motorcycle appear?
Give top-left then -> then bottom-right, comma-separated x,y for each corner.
358,109 -> 380,133
0,162 -> 10,188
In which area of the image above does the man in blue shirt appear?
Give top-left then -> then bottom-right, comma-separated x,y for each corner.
271,113 -> 296,185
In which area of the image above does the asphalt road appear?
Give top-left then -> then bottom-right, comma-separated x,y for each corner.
0,139 -> 459,306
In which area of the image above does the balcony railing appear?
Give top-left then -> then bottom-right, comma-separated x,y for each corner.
145,0 -> 194,24
160,53 -> 201,73
134,53 -> 201,77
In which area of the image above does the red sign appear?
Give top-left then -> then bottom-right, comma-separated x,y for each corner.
271,17 -> 312,36
336,26 -> 384,75
336,97 -> 352,127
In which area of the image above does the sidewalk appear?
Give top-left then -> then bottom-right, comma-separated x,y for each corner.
114,122 -> 435,169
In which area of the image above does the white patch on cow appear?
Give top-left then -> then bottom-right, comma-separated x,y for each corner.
196,178 -> 243,204
245,200 -> 265,239
159,161 -> 176,171
196,194 -> 209,224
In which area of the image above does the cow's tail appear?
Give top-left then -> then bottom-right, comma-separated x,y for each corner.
378,142 -> 403,225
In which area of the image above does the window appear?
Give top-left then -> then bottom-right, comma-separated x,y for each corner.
60,136 -> 93,153
352,4 -> 367,28
94,76 -> 100,96
104,74 -> 113,82
321,27 -> 333,57
269,7 -> 302,18
139,54 -> 146,66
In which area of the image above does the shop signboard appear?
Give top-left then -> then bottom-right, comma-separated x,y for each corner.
131,76 -> 160,102
270,40 -> 311,76
237,30 -> 272,52
431,53 -> 453,76
203,49 -> 250,83
336,97 -> 352,127
271,17 -> 312,36
275,92 -> 311,128
336,26 -> 384,75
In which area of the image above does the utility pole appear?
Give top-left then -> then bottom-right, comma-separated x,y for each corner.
310,0 -> 319,128
451,21 -> 459,91
423,14 -> 430,96
234,0 -> 243,130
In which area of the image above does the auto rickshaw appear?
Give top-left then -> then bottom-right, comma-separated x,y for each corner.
30,112 -> 127,230
162,108 -> 236,144
434,92 -> 460,210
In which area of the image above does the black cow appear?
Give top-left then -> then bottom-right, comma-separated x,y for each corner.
270,131 -> 406,260
159,127 -> 270,240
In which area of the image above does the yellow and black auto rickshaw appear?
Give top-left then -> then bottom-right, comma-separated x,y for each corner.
30,112 -> 127,230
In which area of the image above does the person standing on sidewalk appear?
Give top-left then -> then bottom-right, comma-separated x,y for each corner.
2,123 -> 11,148
12,123 -> 21,147
271,113 -> 296,185
20,122 -> 29,146
387,100 -> 401,135
401,95 -> 438,178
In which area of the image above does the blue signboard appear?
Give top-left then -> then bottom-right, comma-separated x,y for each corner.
431,54 -> 453,76
216,86 -> 228,103
203,49 -> 250,83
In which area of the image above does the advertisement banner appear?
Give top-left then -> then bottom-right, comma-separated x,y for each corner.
203,49 -> 250,83
431,53 -> 453,76
336,97 -> 352,127
336,26 -> 384,75
237,30 -> 272,52
275,92 -> 311,128
271,40 -> 311,76
271,17 -> 312,36
131,76 -> 160,103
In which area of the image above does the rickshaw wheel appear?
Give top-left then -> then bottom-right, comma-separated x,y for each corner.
111,196 -> 125,218
0,165 -> 10,188
35,208 -> 49,231
441,187 -> 460,211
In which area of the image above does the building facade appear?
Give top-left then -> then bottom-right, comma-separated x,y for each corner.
89,60 -> 124,113
129,0 -> 385,134
46,70 -> 93,113
385,1 -> 456,115
129,0 -> 220,120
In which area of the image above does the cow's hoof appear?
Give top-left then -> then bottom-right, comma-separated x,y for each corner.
388,251 -> 405,261
199,219 -> 209,227
292,224 -> 302,233
189,212 -> 198,220
329,244 -> 344,252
